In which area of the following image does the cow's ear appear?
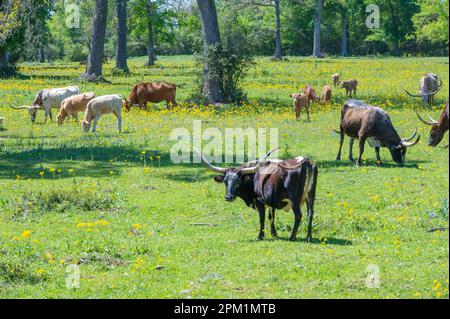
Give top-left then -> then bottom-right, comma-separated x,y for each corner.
214,175 -> 224,183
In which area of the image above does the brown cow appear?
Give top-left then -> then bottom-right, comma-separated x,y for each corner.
322,86 -> 332,104
124,82 -> 177,111
289,93 -> 310,122
303,85 -> 320,103
332,73 -> 340,87
197,148 -> 318,242
417,102 -> 449,147
57,92 -> 95,125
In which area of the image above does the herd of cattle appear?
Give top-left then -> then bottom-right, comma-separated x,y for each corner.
5,72 -> 449,241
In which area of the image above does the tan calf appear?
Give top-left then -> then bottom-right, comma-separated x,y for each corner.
57,92 -> 96,125
322,86 -> 332,104
82,95 -> 123,133
289,93 -> 310,122
340,79 -> 358,97
303,85 -> 319,103
332,73 -> 340,87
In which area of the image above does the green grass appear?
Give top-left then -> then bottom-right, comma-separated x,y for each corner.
0,56 -> 448,299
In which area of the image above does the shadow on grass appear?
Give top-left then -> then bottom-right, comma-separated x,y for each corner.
246,236 -> 352,246
316,159 -> 428,170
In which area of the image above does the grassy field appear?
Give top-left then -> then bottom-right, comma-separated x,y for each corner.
0,56 -> 448,298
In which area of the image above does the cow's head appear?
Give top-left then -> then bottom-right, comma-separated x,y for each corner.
388,129 -> 421,166
9,104 -> 40,123
82,120 -> 91,133
417,112 -> 444,147
197,148 -> 278,202
123,99 -> 131,112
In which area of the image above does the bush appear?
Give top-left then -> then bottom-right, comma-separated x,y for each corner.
191,27 -> 254,105
66,43 -> 88,63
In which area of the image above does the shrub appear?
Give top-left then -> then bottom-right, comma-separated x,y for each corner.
66,43 -> 88,63
191,27 -> 254,105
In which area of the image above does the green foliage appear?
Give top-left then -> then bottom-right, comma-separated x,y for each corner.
66,43 -> 88,62
413,0 -> 449,44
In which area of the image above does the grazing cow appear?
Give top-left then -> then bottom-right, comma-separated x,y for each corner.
124,82 -> 177,111
339,79 -> 358,98
417,102 -> 449,147
82,95 -> 123,133
197,148 -> 318,242
10,86 -> 80,123
322,86 -> 332,104
57,92 -> 96,125
289,93 -> 310,121
332,73 -> 340,87
405,73 -> 443,106
303,85 -> 320,103
336,99 -> 420,166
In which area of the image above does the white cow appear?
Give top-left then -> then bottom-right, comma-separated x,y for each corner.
82,95 -> 123,133
10,86 -> 80,123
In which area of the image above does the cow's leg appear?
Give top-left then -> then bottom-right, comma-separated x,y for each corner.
375,146 -> 383,166
44,109 -> 49,123
290,203 -> 302,241
256,203 -> 266,240
354,88 -> 357,97
336,130 -> 345,161
92,114 -> 100,133
117,115 -> 122,133
305,104 -> 311,122
306,166 -> 318,243
348,138 -> 355,162
357,134 -> 367,166
268,208 -> 277,237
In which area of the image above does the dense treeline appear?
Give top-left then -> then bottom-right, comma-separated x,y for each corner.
1,0 -> 448,70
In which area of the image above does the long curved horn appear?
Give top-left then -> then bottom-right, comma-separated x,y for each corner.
261,147 -> 280,161
194,148 -> 227,174
403,128 -> 418,142
426,112 -> 438,124
404,86 -> 442,98
402,135 -> 421,147
9,104 -> 30,110
240,164 -> 260,175
416,111 -> 435,125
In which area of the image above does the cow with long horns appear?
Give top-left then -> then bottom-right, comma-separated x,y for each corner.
10,86 -> 80,123
404,73 -> 443,106
336,99 -> 421,166
417,102 -> 449,147
197,148 -> 318,242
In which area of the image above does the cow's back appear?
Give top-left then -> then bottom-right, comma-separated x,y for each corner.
135,82 -> 176,103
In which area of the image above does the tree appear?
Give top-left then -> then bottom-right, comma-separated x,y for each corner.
413,0 -> 449,45
84,0 -> 108,81
226,0 -> 283,60
197,0 -> 224,103
312,0 -> 322,57
145,0 -> 157,66
115,0 -> 129,72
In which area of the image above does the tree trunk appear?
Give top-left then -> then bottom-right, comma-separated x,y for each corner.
0,50 -> 8,69
341,11 -> 349,57
273,0 -> 282,60
196,0 -> 224,103
116,0 -> 129,72
312,0 -> 322,58
84,0 -> 108,81
146,0 -> 156,66
387,0 -> 400,56
39,47 -> 45,63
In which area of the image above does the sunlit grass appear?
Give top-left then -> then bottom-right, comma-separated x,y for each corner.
0,56 -> 448,298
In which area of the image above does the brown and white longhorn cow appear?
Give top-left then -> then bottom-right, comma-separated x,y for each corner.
197,148 -> 318,242
336,99 -> 420,166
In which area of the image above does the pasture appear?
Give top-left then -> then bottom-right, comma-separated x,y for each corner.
0,56 -> 448,298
